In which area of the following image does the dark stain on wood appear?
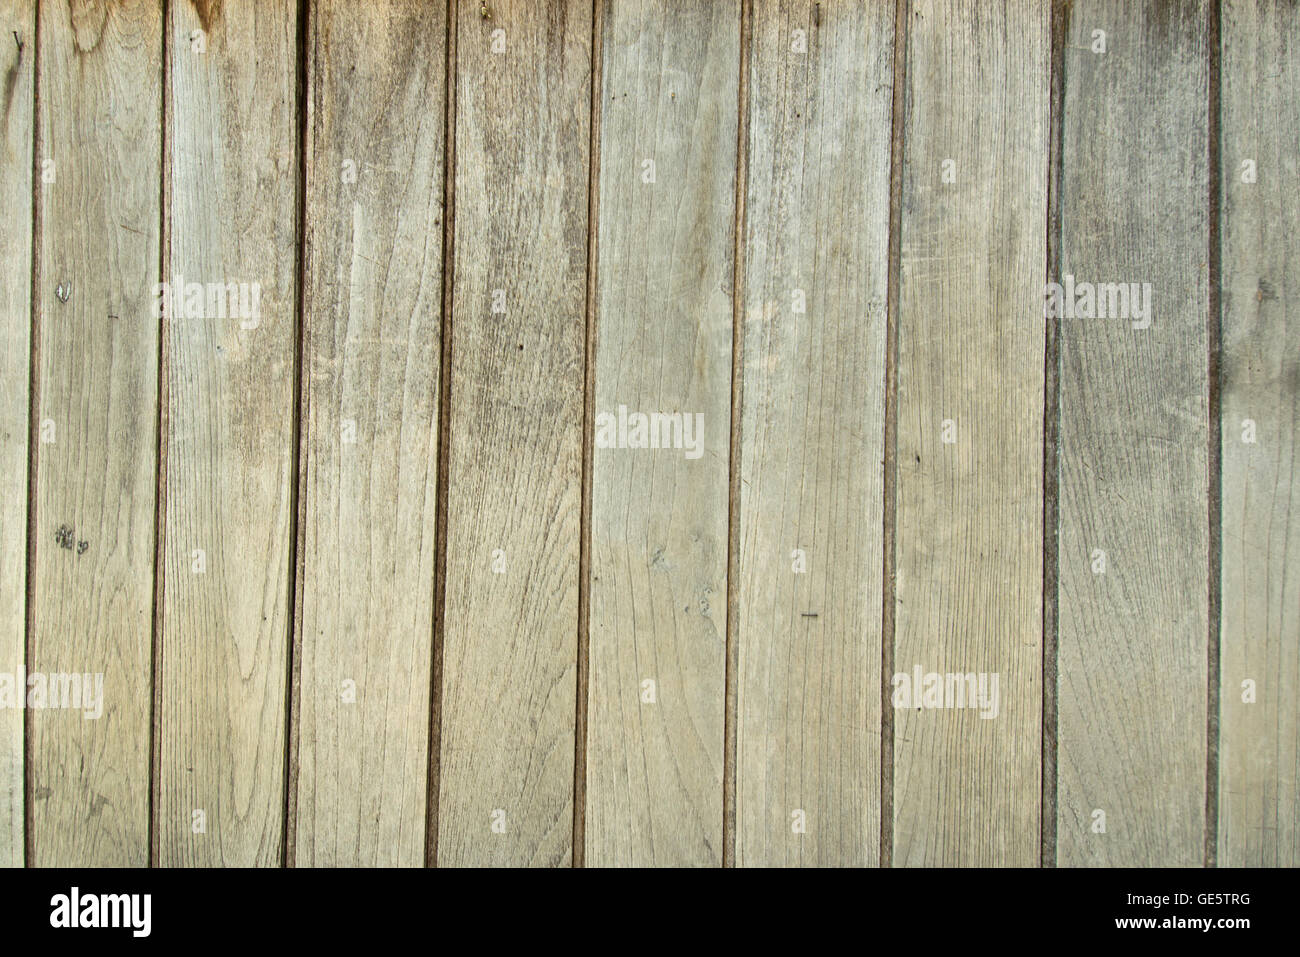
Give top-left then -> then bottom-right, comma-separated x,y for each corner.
2,32 -> 21,125
54,523 -> 89,556
192,0 -> 223,35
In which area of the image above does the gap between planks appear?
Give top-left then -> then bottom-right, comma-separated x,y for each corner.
148,0 -> 174,869
880,0 -> 910,871
1040,0 -> 1068,869
571,0 -> 604,870
1203,0 -> 1223,870
721,0 -> 752,870
21,0 -> 44,872
282,0 -> 313,870
426,0 -> 460,869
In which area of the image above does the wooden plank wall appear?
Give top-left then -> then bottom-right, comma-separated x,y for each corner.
1056,0 -> 1210,867
893,0 -> 1048,866
587,0 -> 736,868
0,0 -> 32,869
29,0 -> 161,868
0,0 -> 1295,868
159,0 -> 298,868
295,0 -> 445,870
735,0 -> 892,867
1218,0 -> 1300,867
438,0 -> 589,867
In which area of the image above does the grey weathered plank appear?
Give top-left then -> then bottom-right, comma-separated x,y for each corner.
29,0 -> 161,866
437,0 -> 589,867
295,0 -> 446,867
585,0 -> 737,869
0,0 -> 32,869
157,0 -> 297,867
1218,0 -> 1300,868
893,0 -> 1047,866
1056,0 -> 1209,866
735,0 -> 892,867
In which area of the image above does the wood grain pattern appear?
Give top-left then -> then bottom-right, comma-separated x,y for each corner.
294,0 -> 446,868
1056,0 -> 1209,866
735,0 -> 892,867
0,0 -> 32,869
3,0 -> 1297,871
437,0 -> 590,868
1218,0 -> 1299,868
585,0 -> 736,868
28,0 -> 161,867
893,0 -> 1047,867
157,0 -> 297,867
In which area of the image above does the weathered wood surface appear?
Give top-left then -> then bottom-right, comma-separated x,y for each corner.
28,0 -> 162,867
1056,0 -> 1210,866
158,0 -> 298,868
437,0 -> 590,867
1218,0 -> 1299,868
585,0 -> 737,869
892,0 -> 1048,866
295,0 -> 446,867
734,0 -> 893,867
0,0 -> 1294,869
0,0 -> 32,869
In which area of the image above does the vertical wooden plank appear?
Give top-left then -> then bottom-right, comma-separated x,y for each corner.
1056,0 -> 1209,866
438,0 -> 590,867
0,0 -> 33,869
295,0 -> 446,867
584,0 -> 736,869
1218,0 -> 1299,868
735,0 -> 892,867
158,0 -> 297,867
893,0 -> 1047,866
29,0 -> 161,866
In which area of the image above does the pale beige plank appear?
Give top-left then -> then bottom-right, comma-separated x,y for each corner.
0,0 -> 33,869
29,0 -> 161,866
1056,0 -> 1209,866
893,0 -> 1047,866
158,0 -> 297,867
437,0 -> 590,867
295,0 -> 446,867
585,0 -> 737,868
1218,0 -> 1300,868
735,0 -> 892,867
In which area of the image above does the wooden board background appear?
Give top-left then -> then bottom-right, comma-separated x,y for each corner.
586,0 -> 736,869
436,0 -> 590,868
735,0 -> 892,867
28,0 -> 162,868
0,0 -> 1292,868
295,0 -> 446,867
0,0 -> 32,869
158,0 -> 298,868
1056,0 -> 1210,867
1218,0 -> 1299,868
893,0 -> 1048,866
